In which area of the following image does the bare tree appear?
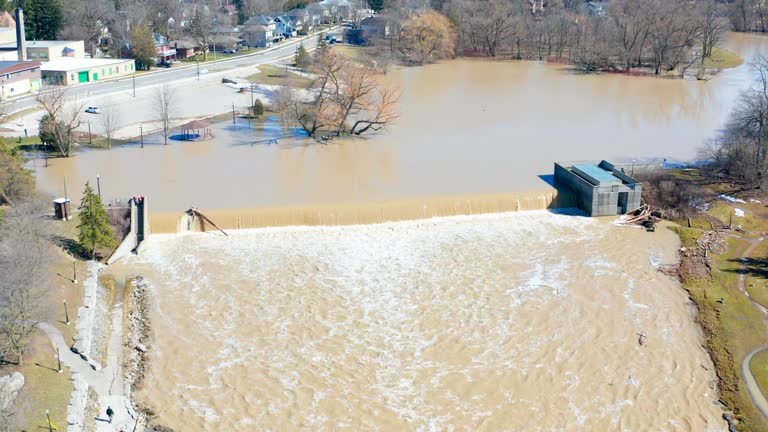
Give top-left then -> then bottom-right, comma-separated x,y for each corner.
153,85 -> 177,145
37,88 -> 85,158
0,201 -> 54,367
610,0 -> 650,70
100,105 -> 121,149
696,0 -> 730,80
283,51 -> 400,138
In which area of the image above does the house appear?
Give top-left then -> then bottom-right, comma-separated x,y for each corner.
360,16 -> 390,42
41,57 -> 136,86
287,8 -> 314,34
210,34 -> 242,51
154,33 -> 177,63
0,11 -> 15,28
307,3 -> 332,24
242,15 -> 282,47
0,60 -> 41,98
242,25 -> 272,48
553,160 -> 642,216
172,39 -> 198,58
274,16 -> 297,38
586,1 -> 606,17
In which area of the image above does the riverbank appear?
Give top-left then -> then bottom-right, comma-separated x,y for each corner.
652,170 -> 768,431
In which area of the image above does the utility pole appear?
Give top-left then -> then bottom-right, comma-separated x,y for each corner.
232,103 -> 235,124
56,347 -> 62,373
139,123 -> 144,148
96,174 -> 101,200
196,55 -> 200,80
87,121 -> 92,145
44,141 -> 48,167
132,71 -> 136,98
72,261 -> 77,283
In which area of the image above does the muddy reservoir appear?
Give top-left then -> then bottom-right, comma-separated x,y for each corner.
31,33 -> 768,216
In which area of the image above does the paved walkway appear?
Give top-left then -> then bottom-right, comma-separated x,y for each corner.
39,278 -> 137,432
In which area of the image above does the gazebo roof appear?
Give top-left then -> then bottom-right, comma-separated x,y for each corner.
181,119 -> 212,129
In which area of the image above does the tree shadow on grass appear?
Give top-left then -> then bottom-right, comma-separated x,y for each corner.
51,235 -> 90,261
725,257 -> 768,278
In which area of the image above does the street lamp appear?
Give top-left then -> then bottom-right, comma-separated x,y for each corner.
96,174 -> 101,200
45,409 -> 53,432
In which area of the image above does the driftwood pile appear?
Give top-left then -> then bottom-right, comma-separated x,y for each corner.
615,204 -> 662,231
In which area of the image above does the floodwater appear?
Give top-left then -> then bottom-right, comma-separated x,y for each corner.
30,33 -> 768,215
116,212 -> 725,431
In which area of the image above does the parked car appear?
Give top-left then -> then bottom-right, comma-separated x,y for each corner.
85,106 -> 101,114
222,49 -> 237,54
158,60 -> 173,68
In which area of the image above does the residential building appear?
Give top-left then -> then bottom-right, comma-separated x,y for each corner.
0,11 -> 15,28
210,34 -> 242,51
242,15 -> 282,47
287,8 -> 314,34
360,16 -> 390,41
274,16 -> 297,38
172,39 -> 198,59
585,1 -> 606,16
41,57 -> 135,86
307,3 -> 331,24
0,60 -> 41,98
154,33 -> 177,63
242,24 -> 272,48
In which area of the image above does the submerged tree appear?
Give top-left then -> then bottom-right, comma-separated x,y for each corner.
77,181 -> 115,258
37,87 -> 84,158
154,85 -> 177,145
252,98 -> 264,117
283,51 -> 399,138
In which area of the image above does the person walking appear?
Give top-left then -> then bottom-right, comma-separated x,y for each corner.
106,406 -> 114,423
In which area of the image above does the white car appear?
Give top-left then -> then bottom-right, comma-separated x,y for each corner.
85,106 -> 101,114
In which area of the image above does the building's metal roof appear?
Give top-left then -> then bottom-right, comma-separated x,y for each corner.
572,164 -> 621,185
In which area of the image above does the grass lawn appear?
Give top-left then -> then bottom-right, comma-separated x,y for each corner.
245,63 -> 313,88
752,349 -> 768,409
705,48 -> 745,70
11,331 -> 72,432
673,228 -> 768,430
2,215 -> 91,430
332,44 -> 368,60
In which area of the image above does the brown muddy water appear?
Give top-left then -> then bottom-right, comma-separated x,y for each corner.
113,212 -> 725,431
30,33 -> 768,217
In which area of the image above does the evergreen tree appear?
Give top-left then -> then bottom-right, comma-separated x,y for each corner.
77,181 -> 115,259
295,43 -> 310,68
130,23 -> 157,70
252,98 -> 264,117
316,33 -> 328,59
24,0 -> 62,40
367,0 -> 383,12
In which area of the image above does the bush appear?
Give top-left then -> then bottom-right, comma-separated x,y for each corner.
636,171 -> 706,220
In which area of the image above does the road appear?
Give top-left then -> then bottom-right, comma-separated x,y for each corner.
0,28 -> 337,116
